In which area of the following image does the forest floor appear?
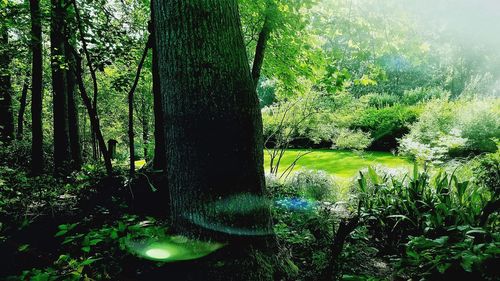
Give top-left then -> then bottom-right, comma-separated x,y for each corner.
0,151 -> 413,280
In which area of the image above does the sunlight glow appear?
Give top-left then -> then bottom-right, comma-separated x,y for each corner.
145,248 -> 171,260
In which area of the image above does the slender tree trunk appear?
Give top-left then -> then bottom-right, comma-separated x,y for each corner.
0,25 -> 14,144
128,38 -> 151,176
17,71 -> 30,140
150,4 -> 166,171
251,12 -> 273,89
153,0 -> 270,236
30,0 -> 43,175
142,103 -> 150,162
66,39 -> 83,170
71,47 -> 113,175
51,0 -> 72,176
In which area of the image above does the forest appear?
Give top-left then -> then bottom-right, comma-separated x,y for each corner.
0,0 -> 499,280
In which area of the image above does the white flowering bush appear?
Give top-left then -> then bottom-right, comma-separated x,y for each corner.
398,98 -> 499,162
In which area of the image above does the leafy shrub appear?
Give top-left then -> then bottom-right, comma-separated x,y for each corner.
351,105 -> 419,150
287,169 -> 337,201
365,93 -> 399,108
364,87 -> 446,109
401,87 -> 447,105
332,128 -> 372,151
356,165 -> 498,279
0,166 -> 79,224
265,173 -> 302,198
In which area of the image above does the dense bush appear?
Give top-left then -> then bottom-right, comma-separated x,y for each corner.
351,105 -> 419,150
365,87 -> 446,109
472,150 -> 500,194
400,87 -> 447,105
0,139 -> 53,171
456,99 -> 500,153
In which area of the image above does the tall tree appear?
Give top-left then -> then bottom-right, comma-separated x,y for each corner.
30,0 -> 43,175
66,40 -> 83,170
153,0 -> 270,235
51,0 -> 72,175
0,18 -> 14,144
150,4 -> 166,171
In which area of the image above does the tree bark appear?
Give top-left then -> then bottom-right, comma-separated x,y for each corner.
66,39 -> 83,171
153,0 -> 270,237
0,25 -> 14,144
150,3 -> 166,171
17,71 -> 30,140
51,0 -> 72,176
30,0 -> 43,175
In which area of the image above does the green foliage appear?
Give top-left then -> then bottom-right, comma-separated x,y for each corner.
356,164 -> 498,279
364,87 -> 445,109
401,231 -> 499,279
456,99 -> 500,153
332,128 -> 372,151
0,166 -> 81,224
272,203 -> 336,279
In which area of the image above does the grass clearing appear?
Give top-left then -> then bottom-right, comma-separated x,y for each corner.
264,149 -> 413,182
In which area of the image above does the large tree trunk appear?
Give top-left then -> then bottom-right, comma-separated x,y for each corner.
51,0 -> 72,176
153,0 -> 270,237
150,3 -> 166,171
0,25 -> 14,144
30,0 -> 44,175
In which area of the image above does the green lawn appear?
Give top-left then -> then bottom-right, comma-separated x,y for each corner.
264,149 -> 413,180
